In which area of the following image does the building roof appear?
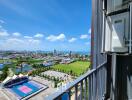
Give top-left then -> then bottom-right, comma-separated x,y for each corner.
2,76 -> 12,84
2,74 -> 27,85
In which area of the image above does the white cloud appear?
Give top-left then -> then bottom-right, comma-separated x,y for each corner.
28,39 -> 40,44
0,23 -> 41,50
7,38 -> 24,43
0,38 -> 24,50
57,34 -> 65,40
80,34 -> 88,39
85,42 -> 90,45
88,28 -> 91,34
0,31 -> 9,37
46,33 -> 66,41
46,35 -> 57,41
34,33 -> 44,38
68,38 -> 77,42
0,37 -> 41,50
12,32 -> 21,37
24,36 -> 33,39
0,24 -> 9,37
0,20 -> 5,24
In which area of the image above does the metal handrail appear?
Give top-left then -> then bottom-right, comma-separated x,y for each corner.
45,61 -> 107,100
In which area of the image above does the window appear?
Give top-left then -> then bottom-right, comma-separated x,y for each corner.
107,0 -> 129,13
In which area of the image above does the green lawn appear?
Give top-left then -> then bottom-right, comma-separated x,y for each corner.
52,61 -> 90,76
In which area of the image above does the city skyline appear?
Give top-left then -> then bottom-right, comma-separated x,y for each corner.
0,0 -> 91,51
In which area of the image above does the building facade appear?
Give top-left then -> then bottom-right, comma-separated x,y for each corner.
92,0 -> 132,100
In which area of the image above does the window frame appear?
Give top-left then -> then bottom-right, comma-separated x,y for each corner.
106,0 -> 130,14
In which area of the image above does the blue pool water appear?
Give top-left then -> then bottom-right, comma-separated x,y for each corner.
10,81 -> 42,98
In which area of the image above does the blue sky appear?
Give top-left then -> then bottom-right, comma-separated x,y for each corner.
0,0 -> 91,51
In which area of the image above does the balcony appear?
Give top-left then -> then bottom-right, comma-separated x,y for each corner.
45,61 -> 107,100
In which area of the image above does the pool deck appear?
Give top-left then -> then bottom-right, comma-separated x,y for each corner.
0,89 -> 11,100
0,71 -> 72,100
29,70 -> 72,100
0,79 -> 49,100
29,76 -> 56,100
0,76 -> 56,100
0,88 -> 17,100
21,86 -> 48,100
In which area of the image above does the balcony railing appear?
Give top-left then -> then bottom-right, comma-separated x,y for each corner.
45,61 -> 107,100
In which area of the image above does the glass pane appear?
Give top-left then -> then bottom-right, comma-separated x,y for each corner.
107,0 -> 129,13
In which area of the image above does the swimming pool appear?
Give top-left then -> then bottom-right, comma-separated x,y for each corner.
8,81 -> 43,99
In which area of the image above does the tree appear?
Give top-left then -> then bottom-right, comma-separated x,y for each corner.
70,70 -> 73,75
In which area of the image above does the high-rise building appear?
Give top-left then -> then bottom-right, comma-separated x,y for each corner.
69,51 -> 72,58
53,49 -> 57,56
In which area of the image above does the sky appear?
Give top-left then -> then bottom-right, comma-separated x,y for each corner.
0,0 -> 91,52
